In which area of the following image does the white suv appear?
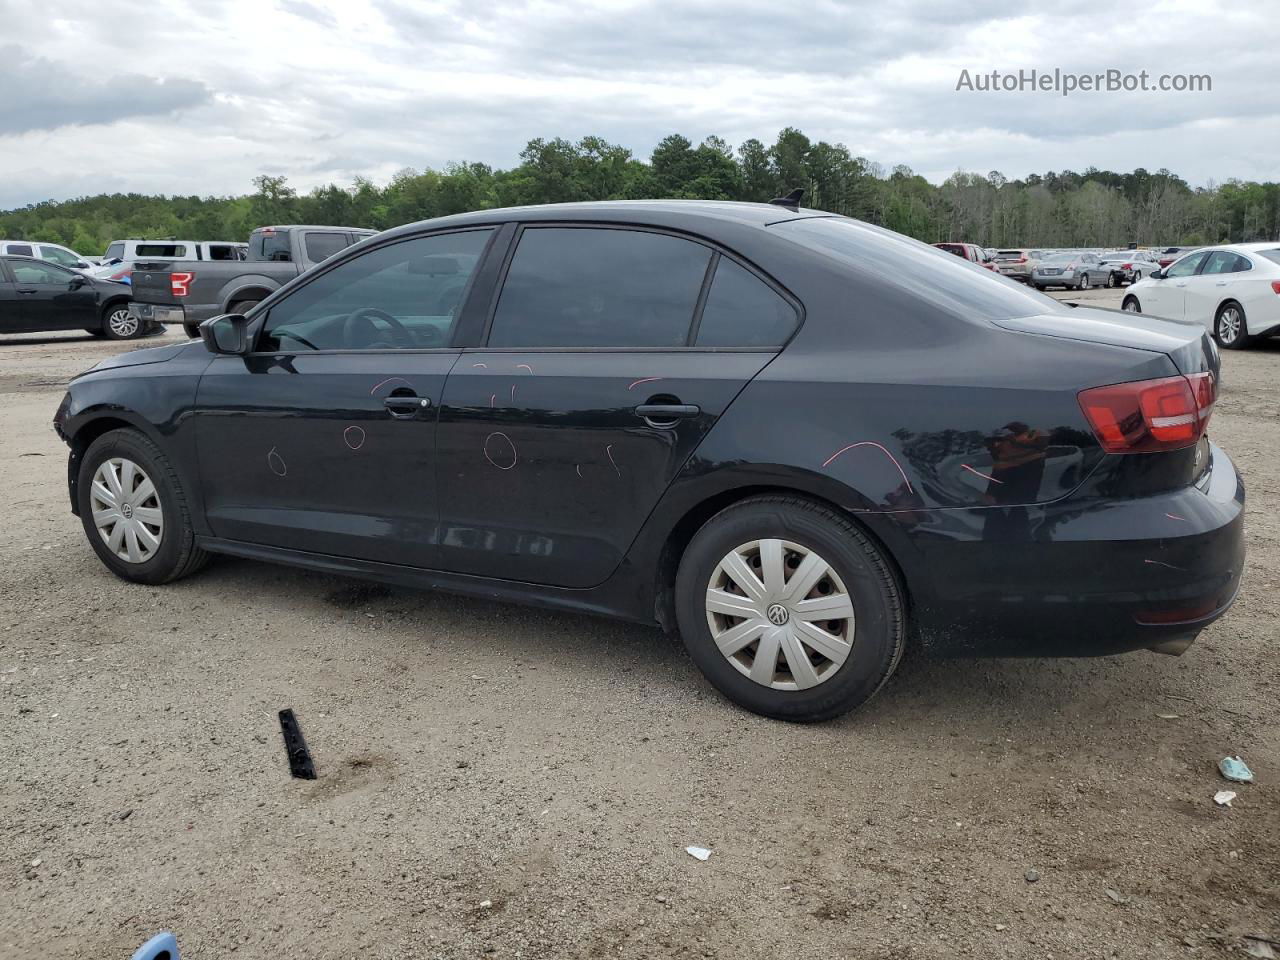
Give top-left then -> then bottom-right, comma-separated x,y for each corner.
100,239 -> 247,265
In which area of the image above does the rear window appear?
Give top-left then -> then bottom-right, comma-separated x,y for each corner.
251,231 -> 293,262
1255,248 -> 1280,266
135,244 -> 187,258
776,217 -> 1052,321
6,243 -> 33,257
104,242 -> 124,261
206,244 -> 244,261
994,250 -> 1024,258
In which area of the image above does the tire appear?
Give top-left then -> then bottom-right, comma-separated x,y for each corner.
229,299 -> 261,316
102,303 -> 142,340
84,328 -> 106,337
1079,273 -> 1091,291
674,495 -> 905,722
182,321 -> 201,339
1106,272 -> 1118,288
1132,269 -> 1143,283
1215,301 -> 1252,350
77,428 -> 208,585
1033,284 -> 1046,291
1122,296 -> 1141,313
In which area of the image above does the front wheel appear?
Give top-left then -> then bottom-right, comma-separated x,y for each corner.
1215,301 -> 1252,350
1132,269 -> 1143,283
182,321 -> 201,339
1122,296 -> 1141,313
674,496 -> 905,722
102,303 -> 142,340
77,428 -> 208,584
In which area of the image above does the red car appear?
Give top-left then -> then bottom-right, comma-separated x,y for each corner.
934,242 -> 998,271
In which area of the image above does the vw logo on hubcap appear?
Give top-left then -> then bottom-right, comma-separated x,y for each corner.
766,603 -> 790,626
121,502 -> 133,519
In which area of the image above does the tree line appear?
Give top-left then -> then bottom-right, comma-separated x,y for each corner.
3,128 -> 1277,257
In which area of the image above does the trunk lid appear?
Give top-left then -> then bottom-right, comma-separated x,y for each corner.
992,306 -> 1217,378
130,261 -> 185,305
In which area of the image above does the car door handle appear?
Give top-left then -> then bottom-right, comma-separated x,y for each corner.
635,403 -> 700,424
384,396 -> 431,419
1215,280 -> 1228,286
16,288 -> 37,295
1175,282 -> 1188,287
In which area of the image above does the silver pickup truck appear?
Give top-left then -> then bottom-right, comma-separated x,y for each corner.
129,225 -> 375,337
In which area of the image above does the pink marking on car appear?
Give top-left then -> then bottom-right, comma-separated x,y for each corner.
606,444 -> 621,476
517,363 -> 535,375
1166,513 -> 1188,522
961,463 -> 1003,484
369,376 -> 413,395
820,441 -> 914,494
472,362 -> 487,369
1144,559 -> 1186,572
483,432 -> 518,471
628,377 -> 663,390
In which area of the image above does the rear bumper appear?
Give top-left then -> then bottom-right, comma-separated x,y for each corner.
907,441 -> 1246,657
130,302 -> 186,325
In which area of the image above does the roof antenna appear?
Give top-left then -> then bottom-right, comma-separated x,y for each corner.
768,188 -> 804,211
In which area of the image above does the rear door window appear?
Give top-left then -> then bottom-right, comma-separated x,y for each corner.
1202,251 -> 1247,275
37,245 -> 80,267
7,244 -> 33,257
487,227 -> 711,348
251,232 -> 293,262
694,257 -> 797,348
304,232 -> 353,263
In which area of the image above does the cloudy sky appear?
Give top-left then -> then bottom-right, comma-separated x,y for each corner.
1,0 -> 1276,209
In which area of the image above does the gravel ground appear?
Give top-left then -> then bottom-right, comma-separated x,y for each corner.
3,301 -> 1277,960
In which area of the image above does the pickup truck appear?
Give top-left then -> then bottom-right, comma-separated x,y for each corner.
129,225 -> 375,337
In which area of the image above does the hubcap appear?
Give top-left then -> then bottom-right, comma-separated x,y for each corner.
109,310 -> 137,337
1124,300 -> 1139,313
705,539 -> 854,691
89,457 -> 163,563
1220,308 -> 1241,343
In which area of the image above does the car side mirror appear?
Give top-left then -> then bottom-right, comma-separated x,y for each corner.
1150,270 -> 1164,280
69,275 -> 88,288
201,314 -> 251,355
76,261 -> 90,269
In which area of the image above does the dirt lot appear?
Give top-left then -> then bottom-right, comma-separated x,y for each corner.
3,298 -> 1277,960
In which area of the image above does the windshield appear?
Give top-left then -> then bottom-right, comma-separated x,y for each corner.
1043,253 -> 1075,263
774,217 -> 1055,321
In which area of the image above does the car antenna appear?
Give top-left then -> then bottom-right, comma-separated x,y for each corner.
768,188 -> 804,211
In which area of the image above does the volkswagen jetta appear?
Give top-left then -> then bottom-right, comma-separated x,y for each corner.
53,201 -> 1245,721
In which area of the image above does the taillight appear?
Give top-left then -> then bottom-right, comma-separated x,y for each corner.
171,272 -> 194,297
1017,257 -> 1027,263
1271,281 -> 1280,295
1078,373 -> 1215,453
1122,262 -> 1133,270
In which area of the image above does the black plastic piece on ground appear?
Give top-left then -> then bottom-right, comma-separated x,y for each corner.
278,708 -> 316,779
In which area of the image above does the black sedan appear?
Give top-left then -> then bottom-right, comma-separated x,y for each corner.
52,201 -> 1244,721
1,255 -> 156,339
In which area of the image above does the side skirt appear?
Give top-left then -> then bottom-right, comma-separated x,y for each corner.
195,536 -> 654,625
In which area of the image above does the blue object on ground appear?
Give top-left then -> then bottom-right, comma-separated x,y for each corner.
131,932 -> 179,960
1219,756 -> 1254,783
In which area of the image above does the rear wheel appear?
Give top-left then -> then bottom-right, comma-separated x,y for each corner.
182,321 -> 201,339
1122,296 -> 1141,313
1215,301 -> 1252,350
1106,272 -> 1118,288
77,428 -> 208,584
229,299 -> 261,316
102,303 -> 142,340
1132,269 -> 1143,283
674,496 -> 905,722
1079,273 -> 1091,290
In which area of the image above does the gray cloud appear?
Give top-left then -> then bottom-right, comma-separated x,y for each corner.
0,45 -> 212,135
279,0 -> 338,28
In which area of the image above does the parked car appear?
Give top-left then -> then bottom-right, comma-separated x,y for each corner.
1157,246 -> 1201,268
1,255 -> 158,339
1098,249 -> 1161,286
1030,252 -> 1111,290
129,225 -> 376,337
0,240 -> 97,273
991,248 -> 1042,281
53,201 -> 1242,722
1122,243 -> 1280,349
933,242 -> 997,270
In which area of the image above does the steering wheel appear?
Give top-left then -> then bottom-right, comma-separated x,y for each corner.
342,307 -> 412,349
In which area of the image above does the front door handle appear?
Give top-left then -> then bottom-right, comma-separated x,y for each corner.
635,403 -> 700,426
384,396 -> 431,419
1215,280 -> 1228,286
17,288 -> 37,295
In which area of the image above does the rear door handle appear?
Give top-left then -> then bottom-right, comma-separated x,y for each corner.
384,396 -> 431,419
1215,280 -> 1228,286
17,288 -> 36,295
635,403 -> 700,425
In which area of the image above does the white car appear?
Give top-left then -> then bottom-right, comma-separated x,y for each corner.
1121,243 -> 1280,349
0,240 -> 96,273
